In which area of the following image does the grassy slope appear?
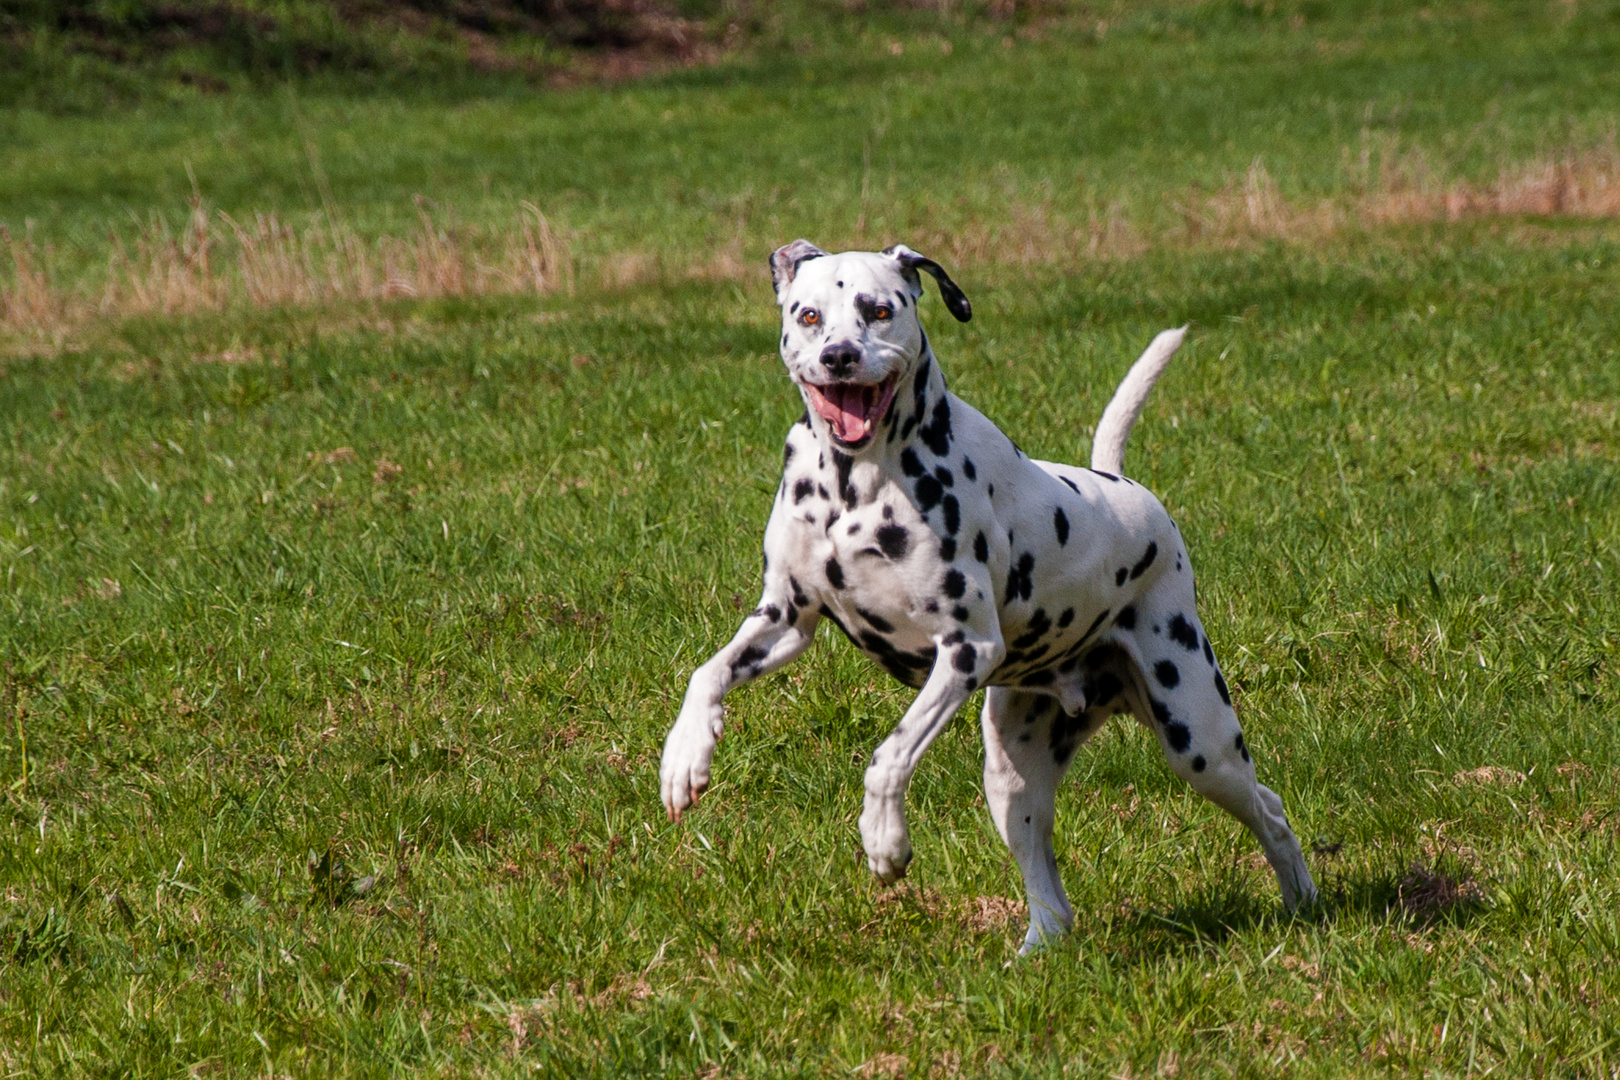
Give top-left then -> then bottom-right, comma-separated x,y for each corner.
5,1 -> 1620,269
4,3 -> 1620,1077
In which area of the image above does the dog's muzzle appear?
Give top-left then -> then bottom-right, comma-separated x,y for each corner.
803,375 -> 899,448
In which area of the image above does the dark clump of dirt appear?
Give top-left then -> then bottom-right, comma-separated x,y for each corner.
1394,862 -> 1484,924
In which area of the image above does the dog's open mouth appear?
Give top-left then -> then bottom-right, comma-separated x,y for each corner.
803,376 -> 899,447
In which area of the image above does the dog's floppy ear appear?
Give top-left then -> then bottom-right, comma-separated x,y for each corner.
883,244 -> 972,322
770,239 -> 829,301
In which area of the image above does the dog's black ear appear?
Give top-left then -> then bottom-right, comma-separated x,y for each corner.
883,244 -> 972,322
770,239 -> 829,301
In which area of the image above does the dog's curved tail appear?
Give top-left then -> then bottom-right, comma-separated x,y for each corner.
1090,326 -> 1188,476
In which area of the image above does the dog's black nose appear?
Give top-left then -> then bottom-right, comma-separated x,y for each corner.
820,342 -> 861,378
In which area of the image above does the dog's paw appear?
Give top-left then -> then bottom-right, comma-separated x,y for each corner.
659,710 -> 722,820
858,795 -> 913,883
866,845 -> 913,884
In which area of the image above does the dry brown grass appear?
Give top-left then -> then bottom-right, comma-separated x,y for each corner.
7,141 -> 1620,339
3,197 -> 573,337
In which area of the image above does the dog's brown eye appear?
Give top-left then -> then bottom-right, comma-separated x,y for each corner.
874,305 -> 892,320
800,309 -> 820,326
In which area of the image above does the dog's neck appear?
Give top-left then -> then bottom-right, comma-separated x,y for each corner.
804,342 -> 950,509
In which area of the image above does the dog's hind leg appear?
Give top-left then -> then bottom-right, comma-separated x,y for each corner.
1112,607 -> 1318,912
982,688 -> 1100,954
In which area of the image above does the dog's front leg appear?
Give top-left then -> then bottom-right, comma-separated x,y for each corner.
660,592 -> 819,821
860,631 -> 1005,882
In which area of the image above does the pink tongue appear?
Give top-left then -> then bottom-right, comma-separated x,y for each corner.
815,384 -> 871,442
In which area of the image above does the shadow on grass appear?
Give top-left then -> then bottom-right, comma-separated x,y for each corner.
1107,859 -> 1488,962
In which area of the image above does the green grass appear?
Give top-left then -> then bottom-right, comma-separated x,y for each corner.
4,2 -> 1620,1076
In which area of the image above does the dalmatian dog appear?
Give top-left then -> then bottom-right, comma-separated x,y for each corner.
660,240 -> 1317,953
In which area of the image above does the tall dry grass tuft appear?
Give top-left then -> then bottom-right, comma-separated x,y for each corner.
101,197 -> 226,316
0,226 -> 62,330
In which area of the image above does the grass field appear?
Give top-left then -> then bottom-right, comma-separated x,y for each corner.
4,2 -> 1620,1076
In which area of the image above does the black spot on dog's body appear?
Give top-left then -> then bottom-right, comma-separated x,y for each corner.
1214,669 -> 1232,705
858,630 -> 932,687
1165,722 -> 1191,753
900,448 -> 925,477
1115,567 -> 1129,587
1150,698 -> 1172,726
825,558 -> 845,589
1053,507 -> 1070,546
817,484 -> 830,501
952,605 -> 970,621
1234,732 -> 1249,761
1115,606 -> 1137,630
987,483 -> 995,498
793,478 -> 815,503
1090,469 -> 1120,482
1004,553 -> 1035,604
790,577 -> 809,608
1154,660 -> 1180,688
1168,614 -> 1199,651
1061,475 -> 1080,493
847,521 -> 861,535
939,538 -> 956,561
962,458 -> 976,481
953,644 -> 976,672
965,676 -> 978,690
942,629 -> 965,645
915,474 -> 944,511
919,397 -> 953,456
934,466 -> 953,487
973,532 -> 989,562
758,605 -> 781,623
1129,542 -> 1158,580
942,495 -> 960,535
825,508 -> 840,530
876,523 -> 909,559
858,607 -> 895,633
1057,608 -> 1075,629
1012,608 -> 1051,649
943,569 -> 967,599
784,441 -> 795,464
832,450 -> 858,507
1191,754 -> 1206,772
924,599 -> 938,613
1202,636 -> 1215,665
731,645 -> 767,679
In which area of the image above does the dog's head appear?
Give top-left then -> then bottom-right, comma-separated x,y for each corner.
770,241 -> 971,450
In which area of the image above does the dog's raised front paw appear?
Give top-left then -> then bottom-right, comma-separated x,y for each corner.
659,711 -> 721,821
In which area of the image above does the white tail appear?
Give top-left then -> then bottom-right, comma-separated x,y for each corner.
1089,326 -> 1188,476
